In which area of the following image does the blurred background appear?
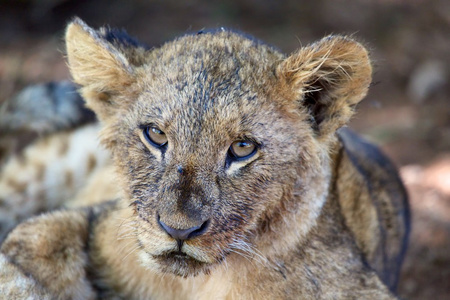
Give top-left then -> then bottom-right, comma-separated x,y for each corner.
0,0 -> 448,298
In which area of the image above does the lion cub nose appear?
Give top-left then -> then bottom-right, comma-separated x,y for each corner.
158,217 -> 209,241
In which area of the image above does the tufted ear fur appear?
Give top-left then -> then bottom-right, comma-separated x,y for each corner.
276,36 -> 372,142
65,18 -> 146,121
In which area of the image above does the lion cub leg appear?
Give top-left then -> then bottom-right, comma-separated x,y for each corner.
0,209 -> 96,300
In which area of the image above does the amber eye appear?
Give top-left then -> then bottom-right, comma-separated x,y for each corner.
229,140 -> 257,160
143,126 -> 168,148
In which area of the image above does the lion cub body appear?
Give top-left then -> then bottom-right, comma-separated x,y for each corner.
0,19 -> 408,299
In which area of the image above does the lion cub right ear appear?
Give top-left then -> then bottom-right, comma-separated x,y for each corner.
65,18 -> 141,121
276,36 -> 372,143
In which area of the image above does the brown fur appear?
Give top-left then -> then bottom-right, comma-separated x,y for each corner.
0,18 -> 408,299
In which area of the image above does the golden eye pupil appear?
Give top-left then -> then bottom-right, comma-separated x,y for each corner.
230,140 -> 256,158
146,126 -> 168,147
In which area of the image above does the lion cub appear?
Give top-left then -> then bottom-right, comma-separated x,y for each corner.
0,18 -> 409,299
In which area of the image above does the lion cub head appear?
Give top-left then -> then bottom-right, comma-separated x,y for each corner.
66,18 -> 371,277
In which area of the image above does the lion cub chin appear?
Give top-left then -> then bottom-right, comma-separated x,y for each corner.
0,18 -> 408,299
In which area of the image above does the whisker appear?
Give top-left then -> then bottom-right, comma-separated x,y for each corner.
229,235 -> 268,267
117,239 -> 139,255
116,234 -> 138,241
122,244 -> 142,261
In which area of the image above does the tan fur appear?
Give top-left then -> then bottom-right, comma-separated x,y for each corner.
1,210 -> 95,299
0,18 -> 408,299
0,253 -> 53,299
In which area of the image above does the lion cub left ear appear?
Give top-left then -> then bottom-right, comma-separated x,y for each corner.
276,36 -> 372,141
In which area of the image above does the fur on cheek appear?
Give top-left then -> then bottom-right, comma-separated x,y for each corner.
254,140 -> 332,256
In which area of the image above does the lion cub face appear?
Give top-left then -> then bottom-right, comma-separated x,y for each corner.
66,19 -> 371,277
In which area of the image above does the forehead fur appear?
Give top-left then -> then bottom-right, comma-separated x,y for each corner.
152,30 -> 282,74
136,30 -> 284,111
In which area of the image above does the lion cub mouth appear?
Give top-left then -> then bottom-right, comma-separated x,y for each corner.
159,248 -> 203,263
166,250 -> 188,258
154,250 -> 212,277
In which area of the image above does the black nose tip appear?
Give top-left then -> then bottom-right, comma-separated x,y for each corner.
158,217 -> 209,241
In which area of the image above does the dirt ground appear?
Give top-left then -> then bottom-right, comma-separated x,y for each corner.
0,1 -> 448,299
